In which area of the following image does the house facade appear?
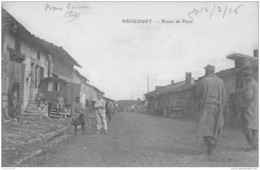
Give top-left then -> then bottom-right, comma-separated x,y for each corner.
2,8 -> 86,112
2,8 -> 110,118
73,69 -> 105,108
145,73 -> 197,119
2,8 -> 51,110
145,50 -> 258,124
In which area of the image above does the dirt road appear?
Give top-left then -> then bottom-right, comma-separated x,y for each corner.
28,112 -> 258,167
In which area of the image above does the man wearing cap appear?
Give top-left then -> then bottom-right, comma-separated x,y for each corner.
94,93 -> 108,134
106,100 -> 115,123
196,65 -> 227,155
241,69 -> 258,151
71,96 -> 85,135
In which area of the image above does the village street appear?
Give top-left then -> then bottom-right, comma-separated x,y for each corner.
24,112 -> 258,167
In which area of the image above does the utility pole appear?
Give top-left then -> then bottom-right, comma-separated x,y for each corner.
147,75 -> 149,93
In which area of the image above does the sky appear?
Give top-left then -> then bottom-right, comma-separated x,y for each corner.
2,1 -> 258,100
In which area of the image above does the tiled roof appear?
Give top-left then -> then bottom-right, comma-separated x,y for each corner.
145,81 -> 196,98
85,82 -> 104,94
226,53 -> 258,62
2,8 -> 81,67
74,69 -> 89,81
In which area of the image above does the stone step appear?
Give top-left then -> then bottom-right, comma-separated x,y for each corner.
26,105 -> 38,107
22,112 -> 41,117
50,112 -> 62,115
25,105 -> 39,110
25,108 -> 40,112
24,110 -> 40,113
26,104 -> 38,107
25,106 -> 39,109
50,114 -> 62,119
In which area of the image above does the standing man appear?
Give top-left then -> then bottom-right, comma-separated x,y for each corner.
71,96 -> 85,135
144,101 -> 149,114
196,65 -> 227,155
114,102 -> 119,113
56,93 -> 65,119
106,100 -> 115,123
241,70 -> 258,151
94,93 -> 108,134
35,88 -> 45,107
10,90 -> 21,122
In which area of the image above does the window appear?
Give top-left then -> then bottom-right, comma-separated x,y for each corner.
54,82 -> 60,92
48,82 -> 53,92
40,67 -> 44,78
37,51 -> 41,60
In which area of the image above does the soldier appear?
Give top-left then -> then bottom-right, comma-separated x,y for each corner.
71,96 -> 85,135
196,65 -> 227,155
241,69 -> 258,152
106,100 -> 115,123
94,93 -> 108,134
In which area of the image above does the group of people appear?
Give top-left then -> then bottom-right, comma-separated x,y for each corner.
24,63 -> 260,155
195,64 -> 258,155
70,92 -> 117,135
35,89 -> 65,119
35,88 -> 117,135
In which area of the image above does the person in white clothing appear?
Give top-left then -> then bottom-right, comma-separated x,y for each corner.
94,92 -> 108,134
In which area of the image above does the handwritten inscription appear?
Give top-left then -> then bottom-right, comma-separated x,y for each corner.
45,4 -> 63,11
65,10 -> 80,24
45,3 -> 89,24
67,2 -> 89,10
188,4 -> 243,21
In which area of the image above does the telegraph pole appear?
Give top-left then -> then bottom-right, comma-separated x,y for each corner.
147,75 -> 149,93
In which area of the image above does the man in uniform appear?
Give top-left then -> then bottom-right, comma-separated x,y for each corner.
94,92 -> 108,134
56,93 -> 65,119
71,96 -> 85,135
106,100 -> 115,123
241,69 -> 258,151
196,65 -> 227,155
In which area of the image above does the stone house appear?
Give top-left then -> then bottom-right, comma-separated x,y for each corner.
145,73 -> 197,119
73,69 -> 105,108
2,8 -> 51,111
224,50 -> 258,123
2,8 -> 82,114
84,83 -> 104,102
73,69 -> 89,108
145,50 -> 258,124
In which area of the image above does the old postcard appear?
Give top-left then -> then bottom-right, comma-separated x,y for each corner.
1,1 -> 258,168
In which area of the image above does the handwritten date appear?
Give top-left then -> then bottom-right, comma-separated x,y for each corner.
188,4 -> 243,21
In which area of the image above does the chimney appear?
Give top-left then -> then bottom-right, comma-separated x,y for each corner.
171,80 -> 174,84
155,86 -> 164,90
185,72 -> 192,85
190,78 -> 194,85
253,49 -> 258,58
